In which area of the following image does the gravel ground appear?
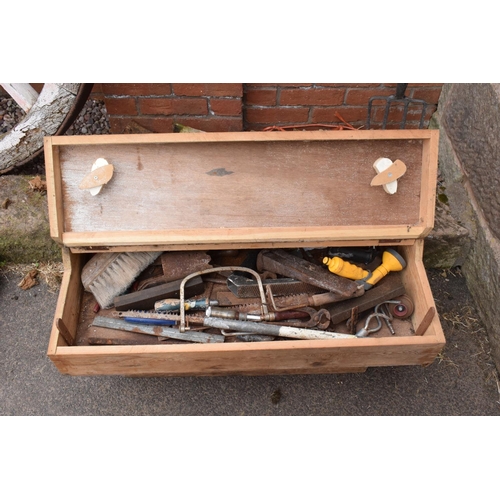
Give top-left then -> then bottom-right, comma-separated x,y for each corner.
0,93 -> 110,176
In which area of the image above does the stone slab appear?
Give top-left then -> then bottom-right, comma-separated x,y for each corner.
423,202 -> 470,269
441,83 -> 500,240
436,83 -> 500,373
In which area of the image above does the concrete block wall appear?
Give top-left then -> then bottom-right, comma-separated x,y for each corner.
90,83 -> 442,132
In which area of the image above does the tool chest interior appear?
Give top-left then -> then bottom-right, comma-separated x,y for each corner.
44,130 -> 445,376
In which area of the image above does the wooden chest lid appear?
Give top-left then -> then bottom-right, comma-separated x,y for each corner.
44,129 -> 439,252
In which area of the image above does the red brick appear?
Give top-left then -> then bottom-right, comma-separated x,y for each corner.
244,84 -> 279,88
244,107 -> 310,125
109,116 -> 175,134
172,83 -> 243,97
104,97 -> 137,116
102,84 -> 172,96
173,116 -> 243,132
411,87 -> 443,104
276,84 -> 313,88
244,89 -> 277,106
316,83 -> 379,88
139,98 -> 208,115
379,120 -> 433,129
311,106 -> 369,125
90,83 -> 104,100
280,88 -> 345,106
209,98 -> 242,116
406,83 -> 443,87
345,88 -> 395,106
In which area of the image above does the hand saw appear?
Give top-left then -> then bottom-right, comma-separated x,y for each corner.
226,273 -> 325,298
112,310 -> 205,326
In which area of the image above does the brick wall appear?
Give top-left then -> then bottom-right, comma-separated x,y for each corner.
92,83 -> 443,132
92,83 -> 243,133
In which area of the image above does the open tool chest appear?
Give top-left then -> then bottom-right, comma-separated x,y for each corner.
44,129 -> 445,376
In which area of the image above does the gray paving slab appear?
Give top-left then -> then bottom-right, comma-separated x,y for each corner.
1,267 -> 499,416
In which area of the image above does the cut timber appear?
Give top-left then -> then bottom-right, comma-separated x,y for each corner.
1,83 -> 39,112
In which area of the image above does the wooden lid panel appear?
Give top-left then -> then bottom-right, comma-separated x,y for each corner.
44,130 -> 438,248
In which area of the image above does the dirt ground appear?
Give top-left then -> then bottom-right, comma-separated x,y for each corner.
426,267 -> 500,402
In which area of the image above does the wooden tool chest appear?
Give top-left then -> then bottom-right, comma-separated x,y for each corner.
44,129 -> 445,376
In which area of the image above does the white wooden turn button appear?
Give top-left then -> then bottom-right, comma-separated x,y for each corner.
79,158 -> 114,196
370,158 -> 407,194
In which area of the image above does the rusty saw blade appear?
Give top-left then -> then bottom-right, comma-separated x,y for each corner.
227,273 -> 326,298
256,249 -> 363,301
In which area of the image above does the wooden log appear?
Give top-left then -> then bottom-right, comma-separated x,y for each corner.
0,83 -> 82,174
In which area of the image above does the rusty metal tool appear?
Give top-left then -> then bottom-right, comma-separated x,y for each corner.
92,316 -> 223,343
256,249 -> 363,301
259,307 -> 331,330
112,310 -> 206,328
204,316 -> 354,341
155,297 -> 218,313
206,306 -> 311,323
354,301 -> 402,337
367,83 -> 429,130
177,266 -> 270,332
227,273 -> 325,298
325,272 -> 406,325
134,251 -> 212,291
114,275 -> 205,311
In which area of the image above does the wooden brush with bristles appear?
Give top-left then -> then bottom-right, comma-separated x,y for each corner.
81,251 -> 163,309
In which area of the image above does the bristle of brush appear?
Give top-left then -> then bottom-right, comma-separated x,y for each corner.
89,251 -> 162,308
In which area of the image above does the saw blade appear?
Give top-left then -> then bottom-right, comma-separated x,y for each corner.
112,310 -> 205,324
227,273 -> 326,298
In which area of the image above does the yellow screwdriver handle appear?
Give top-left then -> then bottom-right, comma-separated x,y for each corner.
322,256 -> 370,281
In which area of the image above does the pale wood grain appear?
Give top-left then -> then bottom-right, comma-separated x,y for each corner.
1,83 -> 39,112
44,131 -> 438,248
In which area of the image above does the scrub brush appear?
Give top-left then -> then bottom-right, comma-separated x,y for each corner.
81,251 -> 163,309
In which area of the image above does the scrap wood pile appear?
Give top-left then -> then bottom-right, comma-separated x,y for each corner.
76,246 -> 417,346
